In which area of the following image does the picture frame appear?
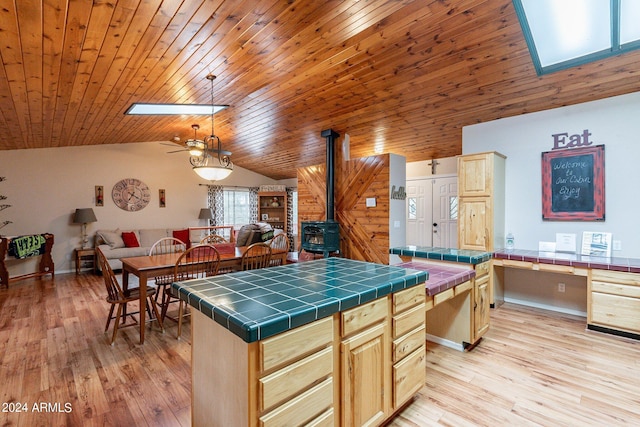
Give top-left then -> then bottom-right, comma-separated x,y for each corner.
541,145 -> 605,221
159,189 -> 166,207
581,231 -> 612,257
95,185 -> 104,207
261,213 -> 269,221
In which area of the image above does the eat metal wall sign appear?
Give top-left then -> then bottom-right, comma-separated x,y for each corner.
551,129 -> 595,150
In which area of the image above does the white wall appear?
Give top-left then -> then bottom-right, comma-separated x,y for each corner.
389,154 -> 406,264
0,141 -> 282,274
463,91 -> 640,258
406,156 -> 457,178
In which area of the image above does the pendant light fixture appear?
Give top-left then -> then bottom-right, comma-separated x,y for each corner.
190,74 -> 233,181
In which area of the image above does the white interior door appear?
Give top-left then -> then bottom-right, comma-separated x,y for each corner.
406,176 -> 457,248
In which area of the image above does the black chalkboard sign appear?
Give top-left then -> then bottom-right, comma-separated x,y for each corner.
541,145 -> 605,221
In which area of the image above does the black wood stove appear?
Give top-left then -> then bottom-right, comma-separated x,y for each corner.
301,129 -> 340,257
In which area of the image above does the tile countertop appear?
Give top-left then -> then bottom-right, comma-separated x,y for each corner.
395,261 -> 475,296
171,258 -> 428,343
390,246 -> 492,265
493,249 -> 640,273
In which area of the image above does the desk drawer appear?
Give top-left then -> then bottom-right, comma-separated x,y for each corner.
592,270 -> 640,287
591,292 -> 640,332
591,281 -> 640,298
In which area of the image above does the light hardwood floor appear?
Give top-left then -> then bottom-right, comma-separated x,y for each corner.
1,273 -> 639,426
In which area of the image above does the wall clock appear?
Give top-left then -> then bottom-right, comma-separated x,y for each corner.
112,178 -> 151,211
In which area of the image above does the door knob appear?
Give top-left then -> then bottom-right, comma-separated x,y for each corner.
433,223 -> 438,227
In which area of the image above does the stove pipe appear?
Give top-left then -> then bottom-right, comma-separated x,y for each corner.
321,129 -> 340,221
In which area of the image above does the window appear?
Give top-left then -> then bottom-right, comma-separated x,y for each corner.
223,188 -> 251,227
514,0 -> 640,75
449,196 -> 458,220
408,197 -> 417,220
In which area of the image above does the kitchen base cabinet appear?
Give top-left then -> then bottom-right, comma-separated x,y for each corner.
341,322 -> 388,426
192,287 -> 428,427
472,262 -> 490,343
192,311 -> 337,427
391,285 -> 426,409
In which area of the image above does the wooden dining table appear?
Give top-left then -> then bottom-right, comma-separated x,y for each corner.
121,245 -> 287,344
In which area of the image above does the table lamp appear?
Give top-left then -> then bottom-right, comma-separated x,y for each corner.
74,208 -> 97,249
198,208 -> 214,225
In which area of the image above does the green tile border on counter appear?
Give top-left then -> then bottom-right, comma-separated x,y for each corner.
171,258 -> 428,343
390,246 -> 492,265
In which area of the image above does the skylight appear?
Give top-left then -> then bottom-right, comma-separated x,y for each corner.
513,0 -> 640,75
125,103 -> 228,115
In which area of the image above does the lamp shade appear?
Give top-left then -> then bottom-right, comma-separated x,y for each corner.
198,208 -> 214,220
193,165 -> 233,181
73,208 -> 97,224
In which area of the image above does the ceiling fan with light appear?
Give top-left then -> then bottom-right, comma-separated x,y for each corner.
162,74 -> 234,181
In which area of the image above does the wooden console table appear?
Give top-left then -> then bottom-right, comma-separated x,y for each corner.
0,233 -> 55,288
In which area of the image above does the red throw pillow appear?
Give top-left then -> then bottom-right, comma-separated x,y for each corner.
121,231 -> 140,248
172,229 -> 191,249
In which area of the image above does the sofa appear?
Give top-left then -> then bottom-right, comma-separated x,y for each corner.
234,222 -> 284,247
95,228 -> 196,271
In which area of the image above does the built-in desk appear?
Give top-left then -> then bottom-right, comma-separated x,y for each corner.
390,246 -> 493,350
391,246 -> 640,343
172,258 -> 428,426
493,249 -> 640,339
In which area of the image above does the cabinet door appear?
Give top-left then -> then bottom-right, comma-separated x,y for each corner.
458,197 -> 491,251
473,274 -> 490,342
341,322 -> 389,427
458,153 -> 493,197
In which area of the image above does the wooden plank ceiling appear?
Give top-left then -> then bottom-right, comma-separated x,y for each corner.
0,0 -> 639,180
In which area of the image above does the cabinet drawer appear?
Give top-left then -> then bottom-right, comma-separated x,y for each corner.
591,281 -> 640,298
306,408 -> 334,427
393,346 -> 426,409
393,325 -> 425,363
393,303 -> 425,338
475,261 -> 490,278
341,297 -> 388,337
259,377 -> 333,427
454,280 -> 472,296
592,269 -> 640,286
591,292 -> 640,333
393,285 -> 425,314
259,347 -> 333,411
261,316 -> 333,372
433,288 -> 454,305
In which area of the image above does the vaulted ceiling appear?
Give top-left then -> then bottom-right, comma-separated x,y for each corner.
1,0 -> 639,180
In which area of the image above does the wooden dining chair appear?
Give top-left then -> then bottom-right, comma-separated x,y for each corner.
164,244 -> 220,339
149,237 -> 186,310
268,233 -> 289,266
97,248 -> 163,345
240,242 -> 272,271
200,234 -> 228,244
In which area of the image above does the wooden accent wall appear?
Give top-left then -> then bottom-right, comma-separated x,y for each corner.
298,142 -> 391,264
